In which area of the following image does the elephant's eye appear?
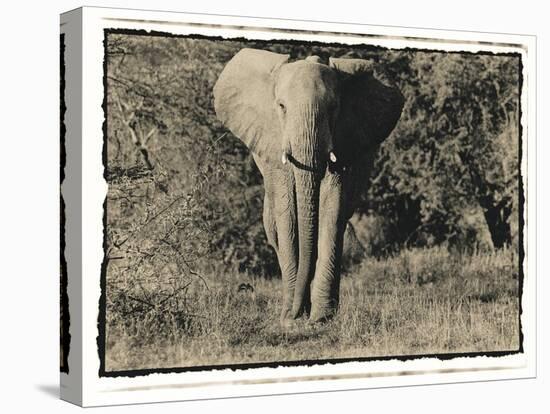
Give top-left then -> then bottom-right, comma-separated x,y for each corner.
277,101 -> 286,114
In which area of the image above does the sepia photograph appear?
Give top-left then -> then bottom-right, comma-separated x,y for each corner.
2,0 -> 546,411
98,28 -> 523,375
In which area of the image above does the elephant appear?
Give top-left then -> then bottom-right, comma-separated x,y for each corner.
213,48 -> 403,324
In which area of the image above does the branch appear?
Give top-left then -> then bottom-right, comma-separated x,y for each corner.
143,126 -> 157,145
112,194 -> 187,249
126,295 -> 155,309
114,95 -> 154,170
160,238 -> 210,291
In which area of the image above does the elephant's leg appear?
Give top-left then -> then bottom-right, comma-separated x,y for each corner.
271,171 -> 299,322
310,173 -> 346,322
263,195 -> 278,252
254,156 -> 298,322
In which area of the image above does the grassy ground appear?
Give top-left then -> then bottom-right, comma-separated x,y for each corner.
105,247 -> 520,372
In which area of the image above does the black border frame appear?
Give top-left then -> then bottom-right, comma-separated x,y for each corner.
97,27 -> 525,378
60,32 -> 71,374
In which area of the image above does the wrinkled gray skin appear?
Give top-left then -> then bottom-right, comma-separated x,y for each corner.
214,49 -> 403,324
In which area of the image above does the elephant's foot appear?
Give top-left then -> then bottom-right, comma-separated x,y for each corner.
309,304 -> 337,323
280,306 -> 296,329
280,317 -> 298,330
280,305 -> 311,330
284,297 -> 311,321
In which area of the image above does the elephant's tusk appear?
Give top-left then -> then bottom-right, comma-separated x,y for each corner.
329,151 -> 337,163
282,152 -> 288,165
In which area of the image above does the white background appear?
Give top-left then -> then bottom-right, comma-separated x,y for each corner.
1,0 -> 547,412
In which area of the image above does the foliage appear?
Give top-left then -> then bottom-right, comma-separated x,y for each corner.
365,51 -> 520,251
104,33 -> 521,278
105,35 -> 278,276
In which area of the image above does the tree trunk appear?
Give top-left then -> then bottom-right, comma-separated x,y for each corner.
482,201 -> 512,249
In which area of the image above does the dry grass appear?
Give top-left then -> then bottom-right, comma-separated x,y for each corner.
105,246 -> 520,372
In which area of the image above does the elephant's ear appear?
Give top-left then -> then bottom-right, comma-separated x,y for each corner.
214,48 -> 290,166
329,58 -> 404,164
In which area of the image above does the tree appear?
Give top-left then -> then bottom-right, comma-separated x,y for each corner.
365,51 -> 520,250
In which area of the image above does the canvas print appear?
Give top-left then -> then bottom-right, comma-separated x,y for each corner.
99,29 -> 522,375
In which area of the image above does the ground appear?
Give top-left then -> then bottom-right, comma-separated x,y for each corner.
105,247 -> 520,372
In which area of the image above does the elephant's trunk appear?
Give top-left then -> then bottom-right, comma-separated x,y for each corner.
290,169 -> 320,318
289,102 -> 325,319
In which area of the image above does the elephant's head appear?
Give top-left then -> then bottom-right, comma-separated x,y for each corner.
214,48 -> 403,322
